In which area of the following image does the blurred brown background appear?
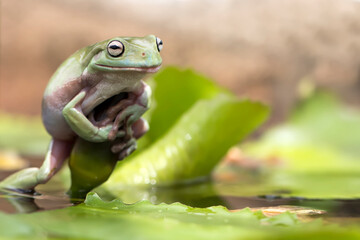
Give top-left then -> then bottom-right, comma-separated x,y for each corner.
1,0 -> 360,121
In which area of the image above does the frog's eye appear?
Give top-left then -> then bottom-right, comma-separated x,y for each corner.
156,37 -> 163,52
107,40 -> 124,57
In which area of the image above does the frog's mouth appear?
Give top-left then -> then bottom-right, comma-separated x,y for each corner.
95,64 -> 161,73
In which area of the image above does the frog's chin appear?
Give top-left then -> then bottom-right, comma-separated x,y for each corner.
95,64 -> 161,73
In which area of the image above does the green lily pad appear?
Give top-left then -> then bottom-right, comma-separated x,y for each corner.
0,193 -> 359,239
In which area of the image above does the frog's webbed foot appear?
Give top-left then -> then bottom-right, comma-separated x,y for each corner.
0,139 -> 73,192
111,137 -> 137,160
0,168 -> 41,193
89,83 -> 150,160
110,116 -> 149,160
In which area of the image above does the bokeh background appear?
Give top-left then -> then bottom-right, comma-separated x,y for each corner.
1,0 -> 360,122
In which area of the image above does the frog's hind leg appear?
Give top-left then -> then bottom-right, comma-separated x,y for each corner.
0,139 -> 73,193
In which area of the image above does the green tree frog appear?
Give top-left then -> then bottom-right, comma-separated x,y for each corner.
0,35 -> 163,197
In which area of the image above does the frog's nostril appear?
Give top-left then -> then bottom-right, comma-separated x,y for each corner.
142,52 -> 146,57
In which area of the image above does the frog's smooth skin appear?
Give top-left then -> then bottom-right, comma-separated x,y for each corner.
0,35 -> 163,193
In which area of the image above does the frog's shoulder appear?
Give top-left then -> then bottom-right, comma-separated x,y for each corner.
43,58 -> 82,96
43,44 -> 101,96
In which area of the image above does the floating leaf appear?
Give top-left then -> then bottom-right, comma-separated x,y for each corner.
0,193 -> 359,239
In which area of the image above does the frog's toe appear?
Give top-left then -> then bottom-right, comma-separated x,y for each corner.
0,168 -> 39,193
118,143 -> 137,160
111,137 -> 136,153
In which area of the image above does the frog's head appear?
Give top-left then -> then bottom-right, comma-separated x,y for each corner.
87,35 -> 163,74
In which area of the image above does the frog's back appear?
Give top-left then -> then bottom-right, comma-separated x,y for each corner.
42,47 -> 90,140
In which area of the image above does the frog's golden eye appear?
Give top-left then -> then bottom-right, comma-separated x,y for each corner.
156,37 -> 163,52
107,40 -> 124,57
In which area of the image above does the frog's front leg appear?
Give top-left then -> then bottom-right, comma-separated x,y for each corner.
109,83 -> 151,140
109,83 -> 151,159
109,118 -> 149,160
63,91 -> 124,142
0,139 -> 73,192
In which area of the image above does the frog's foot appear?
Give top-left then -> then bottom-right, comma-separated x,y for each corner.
100,93 -> 137,125
106,86 -> 149,141
87,83 -> 149,142
0,168 -> 40,193
111,138 -> 137,160
108,117 -> 146,160
0,139 -> 72,193
107,107 -> 138,141
118,139 -> 137,160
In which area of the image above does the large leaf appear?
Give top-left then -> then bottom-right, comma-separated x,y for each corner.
97,92 -> 360,203
104,94 -> 268,190
85,67 -> 270,191
1,193 -> 359,240
103,67 -> 268,189
143,66 -> 230,143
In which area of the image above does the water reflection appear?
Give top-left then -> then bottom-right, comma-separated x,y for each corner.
0,193 -> 39,213
0,189 -> 73,214
95,180 -> 360,218
0,175 -> 360,218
